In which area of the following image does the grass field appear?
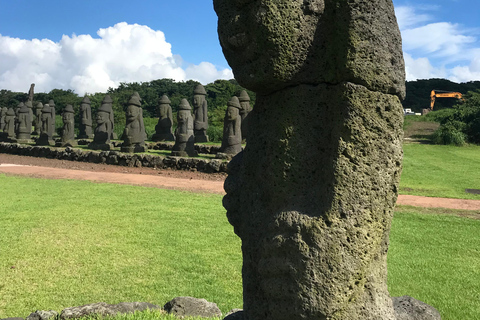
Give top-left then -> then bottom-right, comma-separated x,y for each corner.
400,144 -> 480,199
1,175 -> 479,320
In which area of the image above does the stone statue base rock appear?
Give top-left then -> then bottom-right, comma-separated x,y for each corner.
36,134 -> 55,146
57,140 -> 78,148
15,139 -> 34,144
194,133 -> 209,143
151,133 -> 175,142
171,150 -> 198,157
77,134 -> 94,140
88,142 -> 112,151
120,144 -> 146,153
223,296 -> 442,320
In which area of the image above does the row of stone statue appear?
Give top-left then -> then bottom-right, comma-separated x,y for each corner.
0,84 -> 252,156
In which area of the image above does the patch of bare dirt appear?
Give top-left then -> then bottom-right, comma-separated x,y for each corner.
2,153 -> 480,214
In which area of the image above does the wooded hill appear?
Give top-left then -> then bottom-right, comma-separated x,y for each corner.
403,79 -> 480,112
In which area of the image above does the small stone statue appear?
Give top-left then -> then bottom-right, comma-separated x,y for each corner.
60,104 -> 77,147
101,95 -> 117,140
88,102 -> 113,150
0,107 -> 7,131
32,102 -> 43,135
36,104 -> 55,146
2,108 -> 16,141
25,100 -> 34,132
171,99 -> 197,157
14,102 -> 23,133
220,96 -> 242,156
192,84 -> 209,143
78,96 -> 93,139
121,93 -> 147,153
151,95 -> 175,142
16,103 -> 33,142
48,99 -> 56,135
238,90 -> 251,141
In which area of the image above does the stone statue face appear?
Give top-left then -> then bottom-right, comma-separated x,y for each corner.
126,105 -> 140,121
63,112 -> 73,122
177,110 -> 188,124
214,0 -> 324,93
193,95 -> 204,109
227,106 -> 239,121
96,111 -> 109,124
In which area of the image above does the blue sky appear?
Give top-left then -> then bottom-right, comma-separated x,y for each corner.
0,0 -> 479,94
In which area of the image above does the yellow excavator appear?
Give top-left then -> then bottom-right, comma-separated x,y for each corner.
430,90 -> 463,110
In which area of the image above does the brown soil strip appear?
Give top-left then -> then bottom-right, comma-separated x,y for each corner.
2,153 -> 480,211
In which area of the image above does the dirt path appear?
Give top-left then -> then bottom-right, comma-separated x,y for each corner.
2,154 -> 480,211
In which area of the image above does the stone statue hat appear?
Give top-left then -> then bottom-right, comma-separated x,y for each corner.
25,100 -> 33,108
98,103 -> 112,113
48,100 -> 55,107
19,104 -> 29,113
239,90 -> 250,102
193,84 -> 207,95
82,96 -> 91,105
36,102 -> 43,109
102,95 -> 113,104
133,91 -> 142,101
178,98 -> 192,111
6,108 -> 15,116
128,94 -> 142,107
227,96 -> 241,109
17,102 -> 24,108
64,105 -> 74,113
42,104 -> 52,113
159,95 -> 171,104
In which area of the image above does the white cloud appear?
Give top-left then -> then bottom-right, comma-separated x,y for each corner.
0,22 -> 233,94
403,53 -> 447,80
395,5 -> 480,82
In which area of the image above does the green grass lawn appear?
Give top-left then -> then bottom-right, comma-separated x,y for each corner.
1,175 -> 479,320
400,144 -> 480,199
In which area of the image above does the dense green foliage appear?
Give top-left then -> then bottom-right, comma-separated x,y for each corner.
1,175 -> 479,320
403,79 -> 480,113
427,90 -> 480,145
0,79 -> 255,142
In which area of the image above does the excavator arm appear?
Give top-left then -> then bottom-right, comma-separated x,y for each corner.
430,90 -> 463,110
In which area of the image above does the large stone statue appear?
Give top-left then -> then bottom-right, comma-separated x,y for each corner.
192,84 -> 209,143
36,104 -> 55,146
60,105 -> 77,147
171,99 -> 197,157
89,102 -> 113,151
28,83 -> 35,103
238,90 -> 251,141
214,1 -> 426,320
121,93 -> 147,153
151,95 -> 175,142
78,96 -> 94,139
0,107 -> 6,131
16,103 -> 32,142
220,96 -> 242,156
2,108 -> 16,141
33,102 -> 43,135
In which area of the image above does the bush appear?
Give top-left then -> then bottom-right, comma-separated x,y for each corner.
207,125 -> 224,143
432,123 -> 466,146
